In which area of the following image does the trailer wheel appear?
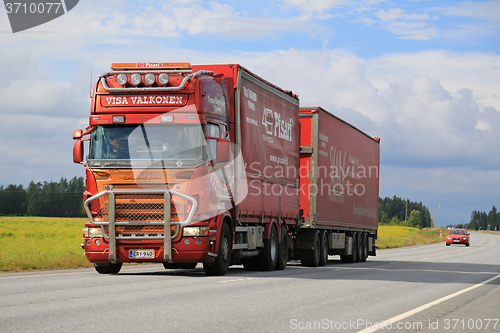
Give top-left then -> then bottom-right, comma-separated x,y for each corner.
360,234 -> 368,262
341,234 -> 358,263
318,230 -> 328,266
355,234 -> 362,262
300,231 -> 320,267
94,263 -> 122,274
259,224 -> 278,271
276,225 -> 288,270
203,222 -> 231,276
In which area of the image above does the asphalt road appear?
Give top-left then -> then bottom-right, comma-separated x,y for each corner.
1,232 -> 499,333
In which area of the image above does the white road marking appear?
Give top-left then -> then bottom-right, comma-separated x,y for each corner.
356,273 -> 500,333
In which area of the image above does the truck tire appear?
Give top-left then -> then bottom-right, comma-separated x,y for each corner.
94,262 -> 122,274
355,234 -> 362,262
360,234 -> 368,262
318,230 -> 328,266
276,225 -> 288,270
203,222 -> 231,276
341,234 -> 358,263
300,231 -> 320,267
259,224 -> 278,271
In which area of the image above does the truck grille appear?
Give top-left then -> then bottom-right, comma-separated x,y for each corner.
87,192 -> 187,243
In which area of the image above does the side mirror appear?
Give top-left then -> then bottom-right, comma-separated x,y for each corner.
73,140 -> 84,163
216,139 -> 230,163
73,129 -> 83,140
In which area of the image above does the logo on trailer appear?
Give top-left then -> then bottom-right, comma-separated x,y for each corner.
261,108 -> 293,142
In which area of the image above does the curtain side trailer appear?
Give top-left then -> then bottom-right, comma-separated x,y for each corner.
294,107 -> 380,266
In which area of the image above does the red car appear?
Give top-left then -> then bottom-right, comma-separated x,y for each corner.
446,228 -> 470,246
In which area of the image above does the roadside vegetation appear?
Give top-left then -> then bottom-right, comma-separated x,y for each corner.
1,217 -> 450,273
377,225 -> 448,249
0,216 -> 92,272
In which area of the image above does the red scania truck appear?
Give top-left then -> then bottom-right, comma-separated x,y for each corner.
73,63 -> 379,275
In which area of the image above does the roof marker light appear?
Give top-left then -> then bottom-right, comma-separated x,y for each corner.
144,73 -> 155,86
112,116 -> 125,123
161,115 -> 174,123
158,73 -> 169,85
116,74 -> 127,86
130,73 -> 141,86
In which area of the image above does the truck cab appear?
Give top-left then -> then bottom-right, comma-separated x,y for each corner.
74,63 -> 237,275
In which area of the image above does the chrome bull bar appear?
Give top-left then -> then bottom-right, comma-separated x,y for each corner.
84,190 -> 198,262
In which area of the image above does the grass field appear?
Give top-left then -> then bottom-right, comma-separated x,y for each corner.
0,217 -> 448,273
0,216 -> 92,272
377,225 -> 448,249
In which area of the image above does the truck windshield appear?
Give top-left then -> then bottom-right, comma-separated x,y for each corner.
88,124 -> 205,168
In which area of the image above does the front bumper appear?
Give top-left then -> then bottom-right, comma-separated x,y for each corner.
446,237 -> 468,245
83,237 -> 215,264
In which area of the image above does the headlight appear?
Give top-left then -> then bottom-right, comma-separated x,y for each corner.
83,227 -> 103,238
183,226 -> 209,237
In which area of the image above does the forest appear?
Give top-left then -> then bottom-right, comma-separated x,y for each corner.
378,196 -> 432,228
0,177 -> 85,217
449,206 -> 500,231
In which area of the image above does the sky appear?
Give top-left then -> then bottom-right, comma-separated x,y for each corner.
0,0 -> 499,227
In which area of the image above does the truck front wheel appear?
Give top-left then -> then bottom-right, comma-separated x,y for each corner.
94,262 -> 122,274
203,222 -> 231,276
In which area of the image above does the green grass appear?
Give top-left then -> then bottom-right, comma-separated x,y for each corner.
0,216 -> 92,272
377,225 -> 449,249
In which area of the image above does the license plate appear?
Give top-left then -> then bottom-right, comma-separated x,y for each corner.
129,250 -> 155,259
454,239 -> 460,242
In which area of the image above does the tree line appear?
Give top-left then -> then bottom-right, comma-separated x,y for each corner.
0,177 -> 85,217
379,195 -> 432,228
447,206 -> 499,231
2,179 -> 434,226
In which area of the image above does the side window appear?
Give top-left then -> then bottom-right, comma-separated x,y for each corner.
221,124 -> 228,139
206,123 -> 220,161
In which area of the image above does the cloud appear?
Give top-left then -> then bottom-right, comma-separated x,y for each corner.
375,8 -> 430,22
0,54 -> 89,117
434,0 -> 500,21
362,50 -> 500,110
238,48 -> 500,171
